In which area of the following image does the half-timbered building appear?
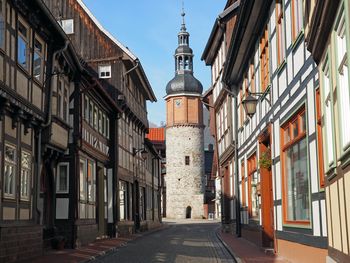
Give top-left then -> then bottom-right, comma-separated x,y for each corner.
42,0 -> 157,237
222,0 -> 327,262
305,0 -> 350,262
0,0 -> 83,261
201,0 -> 240,231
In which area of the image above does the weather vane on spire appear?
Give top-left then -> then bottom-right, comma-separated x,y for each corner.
181,0 -> 186,31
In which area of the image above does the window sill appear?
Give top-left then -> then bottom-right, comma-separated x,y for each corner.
276,60 -> 287,75
325,163 -> 337,182
283,221 -> 312,229
339,147 -> 350,170
291,30 -> 304,51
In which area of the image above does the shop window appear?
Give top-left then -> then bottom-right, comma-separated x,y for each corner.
33,36 -> 44,82
185,156 -> 190,165
276,0 -> 285,65
20,151 -> 31,200
119,180 -> 128,220
260,26 -> 269,92
60,19 -> 74,34
17,19 -> 30,71
291,0 -> 303,41
57,163 -> 69,193
281,108 -> 310,224
334,6 -> 350,150
98,65 -> 111,79
247,154 -> 258,219
0,0 -> 5,49
4,144 -> 16,198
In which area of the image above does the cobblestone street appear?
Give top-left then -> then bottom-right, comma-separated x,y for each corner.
92,220 -> 235,263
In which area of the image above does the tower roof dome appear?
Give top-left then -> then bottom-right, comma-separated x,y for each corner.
165,6 -> 203,96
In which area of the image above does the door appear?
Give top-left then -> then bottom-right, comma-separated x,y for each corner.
259,127 -> 274,248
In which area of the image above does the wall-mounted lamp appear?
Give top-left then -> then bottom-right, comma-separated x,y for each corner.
133,147 -> 148,160
242,90 -> 270,118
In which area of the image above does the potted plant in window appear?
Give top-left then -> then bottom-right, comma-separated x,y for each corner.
259,149 -> 272,170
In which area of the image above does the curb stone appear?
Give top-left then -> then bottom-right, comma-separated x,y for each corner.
215,228 -> 242,263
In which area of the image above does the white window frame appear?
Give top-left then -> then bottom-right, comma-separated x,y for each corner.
334,5 -> 350,152
98,65 -> 112,79
20,150 -> 32,200
4,143 -> 16,199
60,19 -> 74,34
56,162 -> 69,193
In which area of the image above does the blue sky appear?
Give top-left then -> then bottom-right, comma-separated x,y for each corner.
83,0 -> 226,126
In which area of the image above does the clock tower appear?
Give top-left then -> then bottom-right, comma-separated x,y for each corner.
165,10 -> 204,219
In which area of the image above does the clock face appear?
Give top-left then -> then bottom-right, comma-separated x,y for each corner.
175,99 -> 182,108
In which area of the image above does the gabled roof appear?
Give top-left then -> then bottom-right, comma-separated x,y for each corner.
76,0 -> 157,102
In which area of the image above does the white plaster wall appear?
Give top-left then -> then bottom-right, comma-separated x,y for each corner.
165,125 -> 204,219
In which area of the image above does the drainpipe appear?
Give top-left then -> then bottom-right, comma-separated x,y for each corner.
124,61 -> 139,77
233,95 -> 241,237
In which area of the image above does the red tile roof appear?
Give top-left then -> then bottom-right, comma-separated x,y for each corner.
146,128 -> 165,142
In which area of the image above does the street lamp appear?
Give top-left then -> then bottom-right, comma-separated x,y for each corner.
242,90 -> 270,118
133,147 -> 148,160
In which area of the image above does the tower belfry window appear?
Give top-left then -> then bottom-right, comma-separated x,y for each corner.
185,156 -> 190,165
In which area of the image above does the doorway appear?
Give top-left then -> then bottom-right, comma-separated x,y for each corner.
258,126 -> 274,248
186,206 -> 192,219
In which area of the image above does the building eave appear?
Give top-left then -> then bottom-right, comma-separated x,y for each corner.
222,0 -> 273,94
201,0 -> 240,65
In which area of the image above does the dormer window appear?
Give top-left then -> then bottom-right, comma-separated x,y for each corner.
99,65 -> 112,79
60,19 -> 74,34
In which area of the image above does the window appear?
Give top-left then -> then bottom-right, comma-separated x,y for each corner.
281,108 -> 310,224
98,110 -> 103,134
57,163 -> 69,193
276,0 -> 285,65
260,26 -> 269,91
94,105 -> 98,130
17,19 -> 29,70
241,161 -> 245,207
84,96 -> 89,121
291,0 -> 303,41
57,79 -> 69,122
79,160 -> 87,200
334,6 -> 350,151
0,0 -> 5,49
87,160 -> 95,202
89,100 -> 94,125
33,36 -> 44,82
247,154 -> 258,219
315,89 -> 325,188
185,156 -> 190,165
106,118 -> 110,139
99,65 -> 111,79
20,151 -> 31,200
119,181 -> 128,220
322,56 -> 335,168
60,19 -> 74,34
4,144 -> 16,198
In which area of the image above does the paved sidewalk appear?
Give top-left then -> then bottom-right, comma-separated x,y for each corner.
217,230 -> 289,263
20,226 -> 165,263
